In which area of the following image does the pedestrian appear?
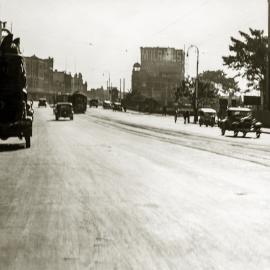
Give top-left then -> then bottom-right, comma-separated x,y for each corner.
174,108 -> 178,123
163,106 -> 167,116
183,111 -> 187,124
186,110 -> 190,123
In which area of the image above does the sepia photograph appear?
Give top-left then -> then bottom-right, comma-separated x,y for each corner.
0,0 -> 269,269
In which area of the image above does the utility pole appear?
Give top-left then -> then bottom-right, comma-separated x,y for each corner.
123,78 -> 125,98
187,45 -> 199,123
267,0 -> 270,110
0,21 -> 2,42
120,78 -> 122,101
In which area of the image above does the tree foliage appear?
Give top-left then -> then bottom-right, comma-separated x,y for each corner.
222,28 -> 267,91
199,70 -> 239,93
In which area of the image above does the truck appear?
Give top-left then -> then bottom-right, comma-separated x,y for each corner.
0,27 -> 33,148
70,91 -> 87,113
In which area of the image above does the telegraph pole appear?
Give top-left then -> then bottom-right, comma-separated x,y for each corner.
120,78 -> 122,101
187,45 -> 199,123
267,0 -> 270,110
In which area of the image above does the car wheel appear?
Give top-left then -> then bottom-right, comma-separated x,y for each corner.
234,131 -> 238,137
25,136 -> 31,148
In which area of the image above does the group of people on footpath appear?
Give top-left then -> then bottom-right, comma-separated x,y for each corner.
162,106 -> 191,124
174,109 -> 190,124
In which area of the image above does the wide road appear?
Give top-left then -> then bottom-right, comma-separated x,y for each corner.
0,106 -> 270,270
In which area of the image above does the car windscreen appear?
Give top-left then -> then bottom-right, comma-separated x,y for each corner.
58,105 -> 71,110
231,111 -> 251,119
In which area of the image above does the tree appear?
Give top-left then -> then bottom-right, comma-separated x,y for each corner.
199,70 -> 239,94
223,28 -> 267,93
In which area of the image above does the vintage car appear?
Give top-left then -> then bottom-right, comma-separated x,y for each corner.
198,108 -> 216,127
219,107 -> 262,138
103,100 -> 112,109
89,99 -> 98,108
112,102 -> 122,111
54,102 -> 74,120
38,98 -> 47,107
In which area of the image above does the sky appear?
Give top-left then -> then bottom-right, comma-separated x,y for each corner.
0,0 -> 268,90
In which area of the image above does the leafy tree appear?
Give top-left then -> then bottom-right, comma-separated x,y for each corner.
199,70 -> 239,93
223,28 -> 267,92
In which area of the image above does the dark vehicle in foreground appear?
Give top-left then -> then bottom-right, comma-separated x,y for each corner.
198,108 -> 216,127
103,100 -> 112,109
54,102 -> 73,120
219,107 -> 262,138
0,28 -> 33,148
70,91 -> 87,113
38,98 -> 47,107
112,102 -> 122,111
89,99 -> 98,108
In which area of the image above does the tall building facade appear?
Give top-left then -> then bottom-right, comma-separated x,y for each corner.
25,55 -> 88,102
72,73 -> 87,94
52,70 -> 72,95
24,55 -> 54,101
132,47 -> 185,105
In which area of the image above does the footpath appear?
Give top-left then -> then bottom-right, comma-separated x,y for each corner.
88,108 -> 270,145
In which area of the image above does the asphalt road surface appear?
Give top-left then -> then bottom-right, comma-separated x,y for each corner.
0,106 -> 270,270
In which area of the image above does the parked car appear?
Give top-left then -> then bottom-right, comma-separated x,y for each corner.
103,100 -> 112,109
198,108 -> 216,127
38,98 -> 47,107
54,102 -> 74,120
219,107 -> 262,138
112,102 -> 122,111
89,99 -> 98,108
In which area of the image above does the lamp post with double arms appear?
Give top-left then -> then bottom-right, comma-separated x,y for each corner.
187,45 -> 199,123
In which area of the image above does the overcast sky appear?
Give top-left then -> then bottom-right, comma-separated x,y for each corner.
0,0 -> 268,90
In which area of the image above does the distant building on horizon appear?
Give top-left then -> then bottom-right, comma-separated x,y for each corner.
72,73 -> 87,94
24,55 -> 54,101
132,47 -> 185,105
24,55 -> 88,102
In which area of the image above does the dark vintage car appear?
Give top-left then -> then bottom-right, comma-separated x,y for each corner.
219,107 -> 262,138
112,102 -> 122,111
198,108 -> 216,127
38,98 -> 47,107
89,99 -> 98,108
54,102 -> 74,120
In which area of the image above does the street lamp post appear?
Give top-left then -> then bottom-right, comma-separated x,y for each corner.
267,0 -> 270,110
103,71 -> 111,100
187,45 -> 199,123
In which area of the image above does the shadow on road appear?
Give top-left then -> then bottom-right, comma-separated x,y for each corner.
47,119 -> 73,122
225,135 -> 254,139
0,143 -> 25,152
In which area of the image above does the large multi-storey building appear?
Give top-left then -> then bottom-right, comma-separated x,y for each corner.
25,55 -> 88,102
72,73 -> 88,94
24,55 -> 54,101
132,47 -> 185,105
53,70 -> 72,95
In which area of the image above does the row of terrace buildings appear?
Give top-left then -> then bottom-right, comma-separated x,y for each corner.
132,47 -> 185,106
24,55 -> 87,102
